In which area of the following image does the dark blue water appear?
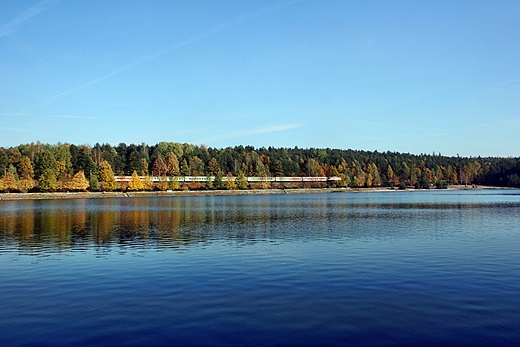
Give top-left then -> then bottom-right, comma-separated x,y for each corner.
1,190 -> 519,346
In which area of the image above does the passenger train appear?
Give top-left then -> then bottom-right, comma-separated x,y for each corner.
115,176 -> 341,182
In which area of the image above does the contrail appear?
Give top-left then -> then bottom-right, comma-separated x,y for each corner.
492,78 -> 520,87
198,123 -> 304,144
19,0 -> 301,113
0,0 -> 62,38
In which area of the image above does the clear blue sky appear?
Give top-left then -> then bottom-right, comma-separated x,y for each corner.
1,0 -> 519,157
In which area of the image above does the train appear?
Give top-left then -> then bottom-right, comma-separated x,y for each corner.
114,176 -> 341,183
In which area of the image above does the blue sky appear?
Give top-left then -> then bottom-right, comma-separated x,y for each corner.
1,0 -> 519,157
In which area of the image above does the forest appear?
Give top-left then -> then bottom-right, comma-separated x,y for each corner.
1,141 -> 519,192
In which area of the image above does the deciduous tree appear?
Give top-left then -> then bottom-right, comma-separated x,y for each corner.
143,176 -> 154,191
17,179 -> 34,191
168,177 -> 179,190
2,171 -> 18,192
128,171 -> 144,191
99,160 -> 118,191
19,156 -> 34,180
67,171 -> 89,191
157,177 -> 168,191
152,156 -> 167,176
165,152 -> 179,176
225,172 -> 237,190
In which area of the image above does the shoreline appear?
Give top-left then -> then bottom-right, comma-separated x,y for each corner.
0,185 -> 512,201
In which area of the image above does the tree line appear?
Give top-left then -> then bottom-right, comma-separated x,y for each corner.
1,141 -> 519,192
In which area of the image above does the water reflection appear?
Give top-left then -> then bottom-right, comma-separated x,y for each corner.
1,192 -> 519,252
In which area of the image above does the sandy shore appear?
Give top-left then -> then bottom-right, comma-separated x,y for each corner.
0,185 -> 511,201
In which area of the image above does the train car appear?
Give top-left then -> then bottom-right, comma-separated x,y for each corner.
247,177 -> 275,182
302,177 -> 328,182
274,177 -> 302,182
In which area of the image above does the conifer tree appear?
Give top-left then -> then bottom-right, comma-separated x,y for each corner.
213,171 -> 224,189
39,168 -> 58,191
180,159 -> 190,176
236,170 -> 248,189
34,150 -> 57,179
0,150 -> 8,178
89,174 -> 100,191
205,175 -> 213,190
189,156 -> 204,176
208,157 -> 220,175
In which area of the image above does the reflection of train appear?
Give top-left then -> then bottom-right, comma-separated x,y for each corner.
115,176 -> 341,182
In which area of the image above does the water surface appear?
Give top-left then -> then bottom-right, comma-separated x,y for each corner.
1,190 -> 519,346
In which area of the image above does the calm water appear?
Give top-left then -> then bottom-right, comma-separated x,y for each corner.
1,190 -> 519,346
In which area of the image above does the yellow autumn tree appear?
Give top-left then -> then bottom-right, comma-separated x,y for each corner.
225,172 -> 237,190
258,172 -> 270,189
17,179 -> 34,191
168,177 -> 180,190
17,156 -> 35,191
99,160 -> 118,191
143,175 -> 154,191
19,156 -> 34,180
157,177 -> 168,191
66,171 -> 89,191
386,165 -> 398,186
2,171 -> 18,192
128,171 -> 144,191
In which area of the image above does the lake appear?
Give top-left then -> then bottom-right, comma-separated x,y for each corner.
1,190 -> 519,346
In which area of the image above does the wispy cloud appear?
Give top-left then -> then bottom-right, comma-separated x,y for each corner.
0,0 -> 62,38
0,112 -> 94,119
199,123 -> 304,144
492,78 -> 520,87
247,124 -> 304,135
19,0 -> 301,113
